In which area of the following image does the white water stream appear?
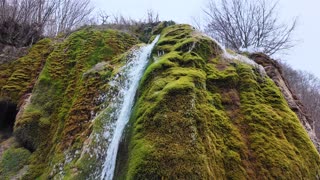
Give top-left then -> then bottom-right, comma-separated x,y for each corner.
100,35 -> 160,180
202,33 -> 266,76
99,32 -> 264,180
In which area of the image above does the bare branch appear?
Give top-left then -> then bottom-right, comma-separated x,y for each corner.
0,0 -> 94,44
204,0 -> 297,55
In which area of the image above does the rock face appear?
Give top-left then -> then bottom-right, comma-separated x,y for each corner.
250,53 -> 320,152
0,24 -> 319,179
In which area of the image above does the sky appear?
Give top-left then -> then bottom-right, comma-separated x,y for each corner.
91,0 -> 320,78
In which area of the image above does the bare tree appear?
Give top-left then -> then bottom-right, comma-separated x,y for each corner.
203,0 -> 297,55
98,10 -> 109,25
51,0 -> 93,36
146,9 -> 159,24
0,0 -> 94,45
0,0 -> 55,46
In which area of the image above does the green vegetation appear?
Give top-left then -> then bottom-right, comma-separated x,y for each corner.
0,24 -> 319,179
0,147 -> 31,179
121,24 -> 320,179
0,39 -> 53,104
0,27 -> 139,179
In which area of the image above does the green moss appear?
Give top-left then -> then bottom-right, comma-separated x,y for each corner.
2,23 -> 319,179
0,38 -> 53,103
120,24 -> 320,179
9,28 -> 140,179
234,63 -> 320,178
0,147 -> 31,179
14,105 -> 48,151
152,21 -> 176,35
206,63 -> 239,89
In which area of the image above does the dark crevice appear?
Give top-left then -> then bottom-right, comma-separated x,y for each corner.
0,100 -> 18,140
114,125 -> 130,179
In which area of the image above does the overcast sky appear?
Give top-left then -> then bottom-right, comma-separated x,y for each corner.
92,0 -> 320,78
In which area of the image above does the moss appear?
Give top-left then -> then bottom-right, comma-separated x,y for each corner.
206,62 -> 239,89
8,28 -> 140,179
152,21 -> 176,35
14,105 -> 47,151
2,23 -> 320,179
234,63 -> 320,178
0,147 -> 31,179
0,39 -> 53,104
119,24 -> 320,179
0,61 -> 15,88
120,24 -> 241,179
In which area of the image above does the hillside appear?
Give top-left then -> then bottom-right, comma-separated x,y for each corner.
0,23 -> 319,179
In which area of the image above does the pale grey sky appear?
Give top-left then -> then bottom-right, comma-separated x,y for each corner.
92,0 -> 320,78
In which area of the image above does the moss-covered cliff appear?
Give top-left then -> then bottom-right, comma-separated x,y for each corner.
0,23 -> 319,179
0,28 -> 139,179
120,24 -> 320,179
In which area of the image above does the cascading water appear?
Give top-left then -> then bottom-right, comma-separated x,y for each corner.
100,35 -> 160,180
202,33 -> 266,76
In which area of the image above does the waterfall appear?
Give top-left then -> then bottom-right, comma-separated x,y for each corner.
100,35 -> 160,180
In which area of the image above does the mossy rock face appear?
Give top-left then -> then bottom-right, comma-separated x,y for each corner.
7,28 -> 139,179
0,24 -> 320,179
120,24 -> 320,179
0,39 -> 53,104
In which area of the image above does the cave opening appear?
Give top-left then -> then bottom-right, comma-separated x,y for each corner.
0,100 -> 18,140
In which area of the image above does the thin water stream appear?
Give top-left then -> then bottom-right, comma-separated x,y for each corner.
100,35 -> 160,180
